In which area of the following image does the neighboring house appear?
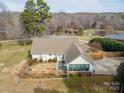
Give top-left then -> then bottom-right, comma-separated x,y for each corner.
65,28 -> 78,34
94,29 -> 114,36
95,30 -> 108,36
31,37 -> 95,74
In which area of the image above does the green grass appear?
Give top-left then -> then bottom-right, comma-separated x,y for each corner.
79,35 -> 102,41
0,41 -> 31,68
78,29 -> 103,41
83,29 -> 96,32
64,75 -> 113,93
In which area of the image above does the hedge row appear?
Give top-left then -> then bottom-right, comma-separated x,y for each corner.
89,38 -> 124,52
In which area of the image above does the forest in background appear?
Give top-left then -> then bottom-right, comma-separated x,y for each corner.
0,0 -> 124,39
0,12 -> 124,39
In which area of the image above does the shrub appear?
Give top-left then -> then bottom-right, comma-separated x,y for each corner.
52,58 -> 57,62
89,42 -> 103,51
39,58 -> 43,62
89,38 -> 124,52
114,63 -> 124,92
28,50 -> 32,59
48,58 -> 57,63
78,27 -> 84,36
18,39 -> 32,45
48,58 -> 52,62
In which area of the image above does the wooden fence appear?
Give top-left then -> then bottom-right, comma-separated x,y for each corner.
89,51 -> 124,60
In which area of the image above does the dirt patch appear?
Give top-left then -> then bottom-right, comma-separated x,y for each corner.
0,61 -> 66,93
30,63 -> 58,77
16,60 -> 62,79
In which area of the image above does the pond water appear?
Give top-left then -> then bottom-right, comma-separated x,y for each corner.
105,32 -> 124,40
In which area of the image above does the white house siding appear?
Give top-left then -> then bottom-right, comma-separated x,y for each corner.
66,56 -> 94,73
32,55 -> 41,60
32,54 -> 64,62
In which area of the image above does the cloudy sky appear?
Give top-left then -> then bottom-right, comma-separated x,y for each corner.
1,0 -> 124,12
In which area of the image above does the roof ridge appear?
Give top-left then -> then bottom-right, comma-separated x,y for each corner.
74,42 -> 83,55
74,43 -> 95,66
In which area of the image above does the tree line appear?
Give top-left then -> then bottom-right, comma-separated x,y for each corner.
1,1 -> 124,39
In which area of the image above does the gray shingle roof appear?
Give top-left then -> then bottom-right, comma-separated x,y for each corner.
64,43 -> 81,64
75,43 -> 95,66
31,37 -> 76,55
31,37 -> 95,66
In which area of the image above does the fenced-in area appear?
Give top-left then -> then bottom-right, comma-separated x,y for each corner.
16,60 -> 64,79
89,51 -> 124,60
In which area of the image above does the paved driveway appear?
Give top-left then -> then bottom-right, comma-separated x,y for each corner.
94,57 -> 124,75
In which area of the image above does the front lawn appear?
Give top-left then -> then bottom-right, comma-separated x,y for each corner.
0,41 -> 31,68
64,75 -> 113,93
79,35 -> 102,41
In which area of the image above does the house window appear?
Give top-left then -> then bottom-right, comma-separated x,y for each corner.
85,64 -> 90,71
68,64 -> 90,71
68,64 -> 71,71
49,54 -> 52,56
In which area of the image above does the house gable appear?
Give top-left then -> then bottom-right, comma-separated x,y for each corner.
67,56 -> 91,65
66,56 -> 95,72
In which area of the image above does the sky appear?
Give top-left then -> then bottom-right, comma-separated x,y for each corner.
1,0 -> 124,13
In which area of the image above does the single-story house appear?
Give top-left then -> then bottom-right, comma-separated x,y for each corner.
31,37 -> 95,74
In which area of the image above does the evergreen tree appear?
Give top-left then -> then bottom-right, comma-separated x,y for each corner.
114,63 -> 124,93
20,0 -> 51,38
78,27 -> 84,35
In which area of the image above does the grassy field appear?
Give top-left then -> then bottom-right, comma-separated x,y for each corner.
0,41 -> 31,68
64,75 -> 113,93
79,35 -> 102,41
78,29 -> 103,41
